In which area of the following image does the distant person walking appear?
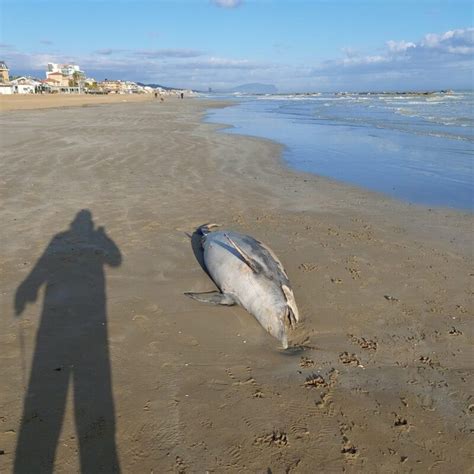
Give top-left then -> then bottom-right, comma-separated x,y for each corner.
14,210 -> 122,473
180,92 -> 184,99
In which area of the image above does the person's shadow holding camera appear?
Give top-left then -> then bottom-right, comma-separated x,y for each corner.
14,209 -> 122,473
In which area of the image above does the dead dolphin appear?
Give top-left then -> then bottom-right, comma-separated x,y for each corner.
185,224 -> 300,348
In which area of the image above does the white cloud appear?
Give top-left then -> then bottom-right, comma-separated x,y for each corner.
420,28 -> 474,55
314,27 -> 473,89
341,55 -> 388,66
211,0 -> 242,8
386,40 -> 416,53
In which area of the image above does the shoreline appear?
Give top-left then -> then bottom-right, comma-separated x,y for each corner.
203,93 -> 473,212
0,99 -> 471,472
201,100 -> 472,249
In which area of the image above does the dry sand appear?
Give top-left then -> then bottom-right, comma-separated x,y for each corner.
0,93 -> 158,112
0,98 -> 472,473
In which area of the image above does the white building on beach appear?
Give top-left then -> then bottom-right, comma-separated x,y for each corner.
0,83 -> 13,94
10,77 -> 40,94
47,62 -> 84,77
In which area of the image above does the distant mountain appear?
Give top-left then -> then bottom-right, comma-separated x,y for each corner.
226,83 -> 278,94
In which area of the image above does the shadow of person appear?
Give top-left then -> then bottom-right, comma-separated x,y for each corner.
14,210 -> 121,473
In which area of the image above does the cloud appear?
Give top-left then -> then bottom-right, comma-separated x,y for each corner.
345,27 -> 474,68
309,27 -> 473,90
386,40 -> 415,53
94,48 -> 125,56
211,0 -> 242,8
420,28 -> 474,55
1,49 -> 57,71
39,39 -> 54,46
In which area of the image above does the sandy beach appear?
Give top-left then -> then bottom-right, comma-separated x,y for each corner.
0,93 -> 159,112
0,97 -> 472,472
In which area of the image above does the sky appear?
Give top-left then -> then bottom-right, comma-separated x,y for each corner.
1,0 -> 473,91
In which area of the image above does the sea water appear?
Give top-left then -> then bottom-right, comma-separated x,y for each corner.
205,91 -> 473,211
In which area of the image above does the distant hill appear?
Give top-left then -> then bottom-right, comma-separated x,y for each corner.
226,83 -> 278,94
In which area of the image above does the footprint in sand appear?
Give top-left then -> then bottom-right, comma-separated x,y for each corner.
339,422 -> 359,460
298,263 -> 318,272
349,334 -> 377,351
300,356 -> 315,368
304,374 -> 327,388
339,352 -> 360,366
346,267 -> 361,279
132,314 -> 149,324
145,303 -> 163,314
254,430 -> 289,447
147,341 -> 161,355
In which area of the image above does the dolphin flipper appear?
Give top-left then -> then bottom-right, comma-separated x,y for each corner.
224,233 -> 261,273
185,291 -> 236,306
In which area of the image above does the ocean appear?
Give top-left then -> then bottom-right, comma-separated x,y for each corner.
204,91 -> 473,211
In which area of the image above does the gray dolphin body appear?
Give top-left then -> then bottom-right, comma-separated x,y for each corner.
186,224 -> 300,348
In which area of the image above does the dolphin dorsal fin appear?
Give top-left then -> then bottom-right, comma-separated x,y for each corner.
224,233 -> 260,273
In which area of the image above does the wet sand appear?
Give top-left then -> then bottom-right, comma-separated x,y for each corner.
0,98 -> 472,472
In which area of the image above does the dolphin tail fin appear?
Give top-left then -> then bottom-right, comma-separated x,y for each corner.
185,291 -> 236,306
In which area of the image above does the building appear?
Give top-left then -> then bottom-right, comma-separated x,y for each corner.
98,80 -> 150,94
0,61 -> 9,83
100,80 -> 122,93
0,83 -> 13,94
45,71 -> 70,87
47,62 -> 84,77
10,77 -> 40,94
46,62 -> 85,91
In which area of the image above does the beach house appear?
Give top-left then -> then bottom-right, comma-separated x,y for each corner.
10,77 -> 39,94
